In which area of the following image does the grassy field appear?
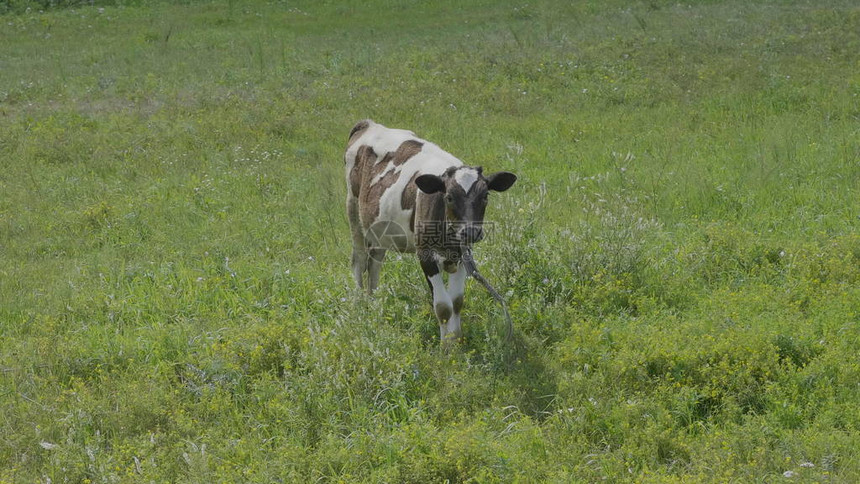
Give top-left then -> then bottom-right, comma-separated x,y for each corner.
2,0 -> 860,481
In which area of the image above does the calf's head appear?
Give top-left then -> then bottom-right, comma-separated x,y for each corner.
415,166 -> 517,246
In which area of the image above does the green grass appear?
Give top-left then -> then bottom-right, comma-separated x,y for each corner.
2,0 -> 859,481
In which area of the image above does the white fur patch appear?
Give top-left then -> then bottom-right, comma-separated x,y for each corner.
454,168 -> 479,192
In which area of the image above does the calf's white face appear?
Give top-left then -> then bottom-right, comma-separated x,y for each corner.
344,119 -> 517,344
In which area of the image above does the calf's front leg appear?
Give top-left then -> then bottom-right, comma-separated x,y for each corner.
444,262 -> 468,341
418,250 -> 454,342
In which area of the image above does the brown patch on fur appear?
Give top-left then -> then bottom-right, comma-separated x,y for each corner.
393,139 -> 423,164
453,294 -> 464,314
358,140 -> 424,228
401,171 -> 420,231
372,151 -> 395,177
347,119 -> 371,148
350,145 -> 376,197
349,165 -> 361,197
435,302 -> 453,322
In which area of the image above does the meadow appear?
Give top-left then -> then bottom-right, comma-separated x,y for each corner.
1,0 -> 859,481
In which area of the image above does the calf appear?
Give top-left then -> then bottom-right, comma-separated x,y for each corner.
344,119 -> 516,342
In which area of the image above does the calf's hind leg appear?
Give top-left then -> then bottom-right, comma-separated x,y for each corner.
366,248 -> 386,294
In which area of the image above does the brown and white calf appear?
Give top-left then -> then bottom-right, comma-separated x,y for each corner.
344,119 -> 516,342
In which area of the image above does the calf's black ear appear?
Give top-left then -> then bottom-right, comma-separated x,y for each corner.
486,171 -> 517,192
415,174 -> 446,194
